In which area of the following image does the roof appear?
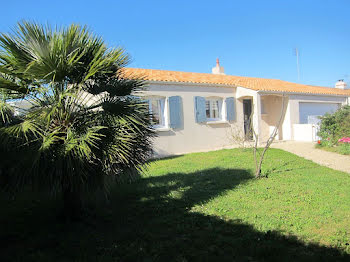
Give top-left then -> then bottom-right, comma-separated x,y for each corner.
123,68 -> 350,96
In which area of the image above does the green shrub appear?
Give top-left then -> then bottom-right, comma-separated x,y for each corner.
338,143 -> 350,155
318,105 -> 350,145
319,139 -> 333,147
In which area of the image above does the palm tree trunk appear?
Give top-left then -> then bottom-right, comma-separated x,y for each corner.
62,187 -> 83,220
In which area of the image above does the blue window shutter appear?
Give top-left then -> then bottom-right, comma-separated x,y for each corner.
195,96 -> 206,123
226,97 -> 236,121
169,96 -> 183,129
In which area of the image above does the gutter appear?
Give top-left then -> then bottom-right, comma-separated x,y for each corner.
145,80 -> 350,98
146,80 -> 237,88
256,89 -> 350,98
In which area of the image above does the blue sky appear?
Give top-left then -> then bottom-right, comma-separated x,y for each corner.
1,0 -> 350,87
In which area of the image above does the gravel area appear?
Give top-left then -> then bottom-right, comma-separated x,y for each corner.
272,141 -> 350,174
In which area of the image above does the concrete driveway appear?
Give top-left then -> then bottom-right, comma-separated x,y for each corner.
272,141 -> 350,174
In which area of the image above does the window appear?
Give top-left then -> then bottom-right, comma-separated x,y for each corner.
205,98 -> 222,121
147,97 -> 166,127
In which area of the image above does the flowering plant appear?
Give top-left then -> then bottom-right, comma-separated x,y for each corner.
338,137 -> 350,143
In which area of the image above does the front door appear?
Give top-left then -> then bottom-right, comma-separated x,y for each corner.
243,99 -> 253,140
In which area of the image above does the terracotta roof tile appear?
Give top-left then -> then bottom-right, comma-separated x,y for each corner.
123,68 -> 350,96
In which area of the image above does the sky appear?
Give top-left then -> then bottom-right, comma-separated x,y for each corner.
1,0 -> 350,87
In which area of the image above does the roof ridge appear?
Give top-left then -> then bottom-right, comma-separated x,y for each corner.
126,67 -> 332,89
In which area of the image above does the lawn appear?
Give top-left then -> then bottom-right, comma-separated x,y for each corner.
316,144 -> 350,155
1,148 -> 350,261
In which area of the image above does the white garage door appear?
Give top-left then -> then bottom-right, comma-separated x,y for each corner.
299,102 -> 340,124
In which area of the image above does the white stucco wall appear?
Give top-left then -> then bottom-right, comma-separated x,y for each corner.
247,91 -> 348,142
287,94 -> 348,141
9,81 -> 350,154
260,95 -> 285,142
235,86 -> 263,143
8,99 -> 32,115
141,83 -> 349,155
282,97 -> 292,140
141,82 -> 244,156
293,124 -> 315,141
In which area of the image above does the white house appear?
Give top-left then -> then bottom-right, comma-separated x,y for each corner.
123,60 -> 350,157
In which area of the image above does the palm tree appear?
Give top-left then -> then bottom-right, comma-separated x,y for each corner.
0,22 -> 155,219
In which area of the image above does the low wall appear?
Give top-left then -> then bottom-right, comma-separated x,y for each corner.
293,124 -> 319,142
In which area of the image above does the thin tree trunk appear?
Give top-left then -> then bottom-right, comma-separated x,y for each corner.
256,146 -> 268,178
253,94 -> 286,178
250,113 -> 260,177
253,132 -> 259,177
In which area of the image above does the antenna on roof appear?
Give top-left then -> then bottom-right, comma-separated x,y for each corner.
293,48 -> 300,81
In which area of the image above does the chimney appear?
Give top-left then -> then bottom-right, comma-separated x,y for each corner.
335,79 -> 347,89
212,58 -> 225,75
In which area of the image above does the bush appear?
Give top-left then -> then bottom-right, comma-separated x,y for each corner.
318,105 -> 350,145
0,22 -> 155,219
318,138 -> 333,148
338,143 -> 350,155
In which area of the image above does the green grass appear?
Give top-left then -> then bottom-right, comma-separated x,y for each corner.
315,144 -> 339,153
1,148 -> 350,261
316,144 -> 350,155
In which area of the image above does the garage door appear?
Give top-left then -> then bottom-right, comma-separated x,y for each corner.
299,102 -> 340,124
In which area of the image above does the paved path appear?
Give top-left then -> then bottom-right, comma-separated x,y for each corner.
272,141 -> 350,174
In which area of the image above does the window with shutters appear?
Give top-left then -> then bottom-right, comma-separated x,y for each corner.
147,97 -> 166,128
205,98 -> 223,121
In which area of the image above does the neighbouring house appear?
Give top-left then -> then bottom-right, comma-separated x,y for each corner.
123,59 -> 350,156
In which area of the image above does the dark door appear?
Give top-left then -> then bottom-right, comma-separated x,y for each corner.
243,99 -> 253,140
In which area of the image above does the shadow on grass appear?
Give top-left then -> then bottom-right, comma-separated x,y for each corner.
147,153 -> 184,163
1,167 -> 349,261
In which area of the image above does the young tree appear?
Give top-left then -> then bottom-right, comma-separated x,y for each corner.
252,94 -> 286,178
227,124 -> 254,149
0,22 -> 155,219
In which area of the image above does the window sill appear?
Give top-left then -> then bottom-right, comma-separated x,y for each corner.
206,120 -> 229,125
154,127 -> 171,132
